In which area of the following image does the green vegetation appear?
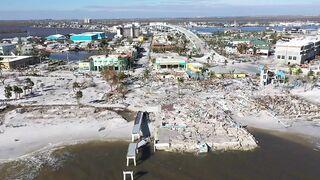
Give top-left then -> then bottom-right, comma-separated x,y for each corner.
13,85 -> 23,99
307,70 -> 314,77
25,78 -> 35,93
75,90 -> 83,105
4,85 -> 12,100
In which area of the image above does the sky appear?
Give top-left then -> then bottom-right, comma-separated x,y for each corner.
0,0 -> 320,20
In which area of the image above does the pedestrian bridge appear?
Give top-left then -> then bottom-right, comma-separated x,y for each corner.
127,111 -> 151,167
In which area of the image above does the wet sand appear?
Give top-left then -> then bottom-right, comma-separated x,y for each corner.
1,129 -> 317,180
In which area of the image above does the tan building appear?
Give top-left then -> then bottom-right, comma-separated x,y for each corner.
0,56 -> 40,69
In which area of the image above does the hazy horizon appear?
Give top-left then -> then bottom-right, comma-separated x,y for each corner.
0,0 -> 319,20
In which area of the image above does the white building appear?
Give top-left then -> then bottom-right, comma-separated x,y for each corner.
116,24 -> 141,38
21,44 -> 34,55
84,18 -> 92,24
275,38 -> 320,65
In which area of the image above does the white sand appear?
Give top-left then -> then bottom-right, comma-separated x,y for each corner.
0,106 -> 136,162
291,87 -> 320,104
234,110 -> 320,141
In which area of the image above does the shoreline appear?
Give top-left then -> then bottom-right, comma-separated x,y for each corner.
1,121 -> 318,165
1,110 -> 319,164
234,111 -> 320,150
0,106 -> 136,163
0,138 -> 131,164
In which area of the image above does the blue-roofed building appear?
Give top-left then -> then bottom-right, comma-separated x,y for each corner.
70,32 -> 106,42
70,33 -> 98,42
46,34 -> 67,41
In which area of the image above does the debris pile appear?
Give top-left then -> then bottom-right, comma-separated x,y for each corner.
125,77 -> 259,152
254,95 -> 320,120
158,97 -> 257,152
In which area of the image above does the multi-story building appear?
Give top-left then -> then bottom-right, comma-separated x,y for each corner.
154,57 -> 187,70
0,44 -> 16,55
0,56 -> 39,69
259,65 -> 286,86
91,55 -> 130,71
84,18 -> 92,24
70,32 -> 106,42
117,24 -> 140,38
275,38 -> 320,65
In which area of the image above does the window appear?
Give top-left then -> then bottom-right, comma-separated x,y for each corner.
289,56 -> 292,60
277,55 -> 281,59
281,56 -> 285,59
160,65 -> 166,69
293,56 -> 297,60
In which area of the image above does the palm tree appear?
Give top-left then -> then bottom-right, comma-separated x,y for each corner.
25,78 -> 35,93
17,87 -> 23,99
13,85 -> 19,99
4,85 -> 12,100
23,86 -> 28,96
75,90 -> 83,106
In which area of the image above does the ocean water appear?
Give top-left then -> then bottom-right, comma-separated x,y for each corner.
1,130 -> 319,180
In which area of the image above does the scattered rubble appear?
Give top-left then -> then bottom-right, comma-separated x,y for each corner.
124,76 -> 260,152
253,95 -> 320,120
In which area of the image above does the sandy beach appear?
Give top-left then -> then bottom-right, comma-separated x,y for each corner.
0,106 -> 141,162
233,110 -> 320,149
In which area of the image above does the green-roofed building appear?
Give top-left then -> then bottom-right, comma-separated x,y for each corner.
232,37 -> 271,55
91,55 -> 130,71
